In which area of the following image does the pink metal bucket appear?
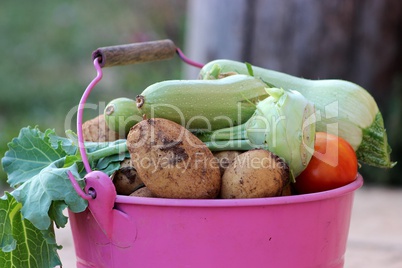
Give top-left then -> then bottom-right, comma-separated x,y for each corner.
68,173 -> 363,268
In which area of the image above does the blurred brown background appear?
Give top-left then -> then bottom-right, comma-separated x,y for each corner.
184,0 -> 402,186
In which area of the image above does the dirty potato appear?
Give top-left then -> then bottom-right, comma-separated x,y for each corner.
112,158 -> 144,195
220,149 -> 289,199
213,151 -> 242,176
129,187 -> 155,197
82,114 -> 121,142
126,118 -> 221,199
280,183 -> 293,196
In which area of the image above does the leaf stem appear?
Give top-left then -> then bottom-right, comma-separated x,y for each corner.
204,139 -> 259,151
86,140 -> 128,163
196,123 -> 247,142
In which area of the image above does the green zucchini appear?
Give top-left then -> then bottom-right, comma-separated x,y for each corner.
104,74 -> 268,134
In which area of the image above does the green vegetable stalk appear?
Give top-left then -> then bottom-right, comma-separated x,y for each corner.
247,87 -> 316,178
200,87 -> 316,179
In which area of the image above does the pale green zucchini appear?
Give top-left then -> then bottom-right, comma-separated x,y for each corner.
199,59 -> 394,168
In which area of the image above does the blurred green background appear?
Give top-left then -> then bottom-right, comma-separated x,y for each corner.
0,0 -> 188,190
1,0 -> 400,192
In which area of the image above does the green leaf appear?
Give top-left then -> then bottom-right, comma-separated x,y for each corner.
48,129 -> 78,156
356,112 -> 397,168
1,127 -> 69,188
1,126 -> 131,267
0,193 -> 62,268
4,130 -> 128,231
49,201 -> 68,229
245,62 -> 254,76
12,159 -> 87,230
63,154 -> 81,168
96,152 -> 128,171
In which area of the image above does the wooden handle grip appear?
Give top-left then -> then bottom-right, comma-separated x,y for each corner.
92,39 -> 177,67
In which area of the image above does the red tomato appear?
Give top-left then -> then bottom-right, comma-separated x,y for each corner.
295,132 -> 358,194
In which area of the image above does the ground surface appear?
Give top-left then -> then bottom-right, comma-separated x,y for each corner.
55,186 -> 402,267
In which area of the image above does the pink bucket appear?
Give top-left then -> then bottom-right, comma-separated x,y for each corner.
68,41 -> 363,267
68,173 -> 363,268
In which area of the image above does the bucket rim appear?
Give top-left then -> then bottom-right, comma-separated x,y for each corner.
113,173 -> 363,207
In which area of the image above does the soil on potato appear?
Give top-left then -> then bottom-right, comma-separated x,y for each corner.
159,138 -> 189,165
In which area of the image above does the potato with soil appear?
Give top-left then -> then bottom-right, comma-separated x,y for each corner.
130,187 -> 155,197
127,118 -> 221,199
213,150 -> 241,176
280,183 -> 293,196
112,158 -> 144,195
82,114 -> 121,142
220,149 -> 289,199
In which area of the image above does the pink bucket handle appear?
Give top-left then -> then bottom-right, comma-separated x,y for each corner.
67,40 -> 203,242
68,58 -> 131,242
